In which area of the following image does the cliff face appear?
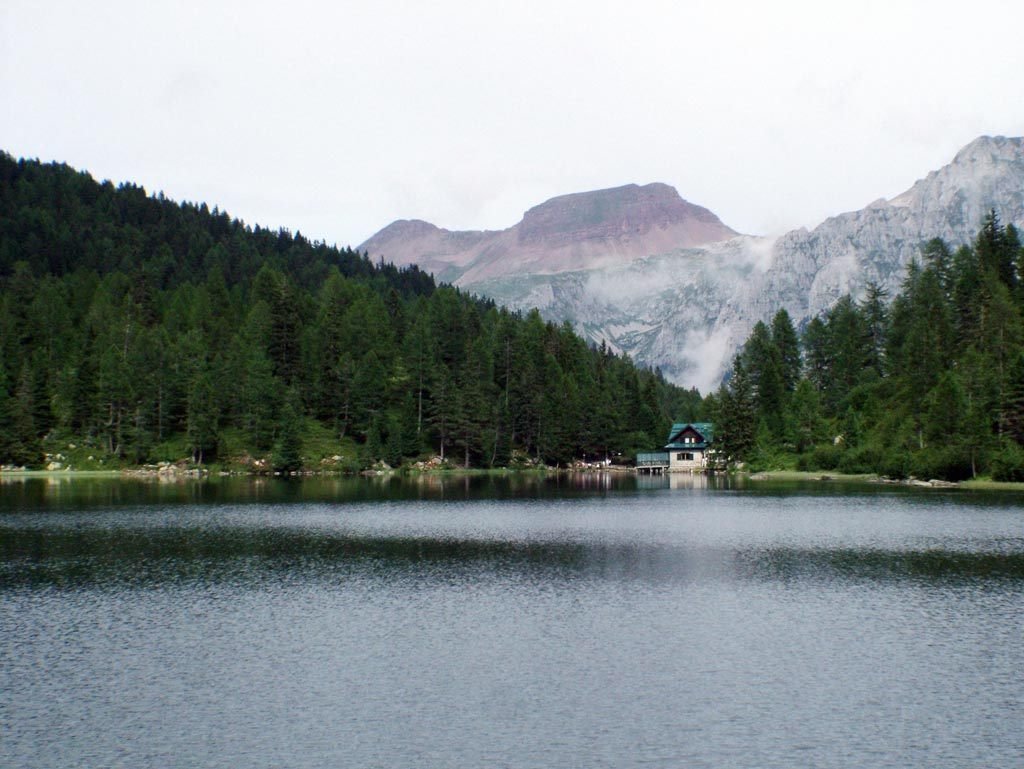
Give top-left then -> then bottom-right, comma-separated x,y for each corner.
464,137 -> 1024,391
359,182 -> 738,284
362,136 -> 1024,391
717,136 -> 1024,351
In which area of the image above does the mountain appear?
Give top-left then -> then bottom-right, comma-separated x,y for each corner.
709,135 -> 1024,383
360,183 -> 738,284
362,136 -> 1024,392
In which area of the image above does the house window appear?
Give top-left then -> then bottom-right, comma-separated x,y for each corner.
676,452 -> 694,461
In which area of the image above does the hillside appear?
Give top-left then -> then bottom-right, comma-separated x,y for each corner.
0,153 -> 696,470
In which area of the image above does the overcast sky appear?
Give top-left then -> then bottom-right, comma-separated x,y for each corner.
4,1 -> 1024,247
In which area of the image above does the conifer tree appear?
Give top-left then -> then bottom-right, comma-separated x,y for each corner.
273,391 -> 304,473
770,308 -> 802,394
860,283 -> 889,378
713,355 -> 756,464
186,366 -> 219,464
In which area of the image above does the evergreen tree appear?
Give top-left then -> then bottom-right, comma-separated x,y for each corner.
273,391 -> 304,473
894,266 -> 954,398
383,414 -> 404,468
860,282 -> 889,378
922,371 -> 966,447
770,308 -> 802,394
360,413 -> 384,468
975,209 -> 1017,289
713,356 -> 756,464
802,316 -> 830,393
921,238 -> 954,297
821,296 -> 871,408
187,367 -> 219,464
952,244 -> 983,342
1002,352 -> 1024,445
788,378 -> 825,453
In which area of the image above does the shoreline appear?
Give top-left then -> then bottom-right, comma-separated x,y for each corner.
746,470 -> 878,483
5,467 -> 1024,492
0,469 -> 126,479
747,469 -> 1024,491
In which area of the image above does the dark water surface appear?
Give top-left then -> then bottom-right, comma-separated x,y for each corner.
2,474 -> 1023,768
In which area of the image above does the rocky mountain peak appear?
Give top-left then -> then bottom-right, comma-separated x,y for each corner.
951,135 -> 1024,165
370,219 -> 443,240
887,134 -> 1024,234
517,183 -> 735,248
465,134 -> 1024,391
359,182 -> 737,283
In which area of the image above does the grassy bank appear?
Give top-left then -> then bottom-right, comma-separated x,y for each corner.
746,470 -> 878,482
959,478 -> 1024,492
0,469 -> 124,478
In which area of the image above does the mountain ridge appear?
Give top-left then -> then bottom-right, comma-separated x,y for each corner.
454,135 -> 1024,390
360,182 -> 738,283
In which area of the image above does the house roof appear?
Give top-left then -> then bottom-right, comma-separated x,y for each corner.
664,422 -> 714,449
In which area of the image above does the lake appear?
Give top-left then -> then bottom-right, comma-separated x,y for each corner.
2,473 -> 1022,768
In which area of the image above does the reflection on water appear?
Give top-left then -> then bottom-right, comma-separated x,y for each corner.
2,475 -> 1024,769
4,526 -> 1024,591
634,472 -> 714,490
1,472 -> 659,508
3,470 -> 980,509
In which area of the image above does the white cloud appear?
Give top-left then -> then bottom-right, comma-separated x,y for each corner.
2,0 -> 1023,247
679,325 -> 735,395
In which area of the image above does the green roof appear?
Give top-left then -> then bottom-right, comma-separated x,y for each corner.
665,422 -> 713,449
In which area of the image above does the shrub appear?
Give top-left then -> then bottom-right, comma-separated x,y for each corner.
909,447 -> 973,482
989,442 -> 1024,482
837,444 -> 883,475
805,444 -> 843,471
876,449 -> 910,479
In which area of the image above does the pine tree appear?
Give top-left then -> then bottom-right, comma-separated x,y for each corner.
361,413 -> 384,468
770,308 -> 802,394
921,238 -> 954,297
975,209 -> 1017,289
1002,352 -> 1024,445
383,414 -> 404,468
273,391 -> 304,473
802,316 -> 830,393
713,355 -> 756,464
860,283 -> 888,378
743,321 -> 785,434
788,378 -> 825,453
187,367 -> 219,464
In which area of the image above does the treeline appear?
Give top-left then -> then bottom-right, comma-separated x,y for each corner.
0,153 -> 697,469
712,212 -> 1024,481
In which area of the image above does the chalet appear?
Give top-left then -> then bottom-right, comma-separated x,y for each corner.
636,422 -> 715,473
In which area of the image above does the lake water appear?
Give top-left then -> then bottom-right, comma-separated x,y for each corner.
2,474 -> 1023,768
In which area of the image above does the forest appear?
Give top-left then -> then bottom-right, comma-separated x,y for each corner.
6,151 -> 1024,481
711,211 -> 1024,481
0,153 -> 700,471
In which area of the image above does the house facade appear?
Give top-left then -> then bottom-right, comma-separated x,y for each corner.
636,422 -> 715,473
664,422 -> 714,470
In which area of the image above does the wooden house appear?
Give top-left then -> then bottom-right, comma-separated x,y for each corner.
636,422 -> 715,473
